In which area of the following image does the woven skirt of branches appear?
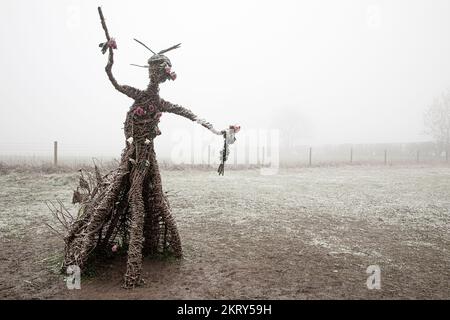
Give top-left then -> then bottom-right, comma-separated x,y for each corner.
60,113 -> 182,288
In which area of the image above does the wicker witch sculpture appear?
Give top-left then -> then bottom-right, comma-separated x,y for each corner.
60,7 -> 240,288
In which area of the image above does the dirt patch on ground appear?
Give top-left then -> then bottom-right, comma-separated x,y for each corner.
0,166 -> 449,299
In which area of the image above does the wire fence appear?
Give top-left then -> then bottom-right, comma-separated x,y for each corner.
0,141 -> 448,169
281,142 -> 449,167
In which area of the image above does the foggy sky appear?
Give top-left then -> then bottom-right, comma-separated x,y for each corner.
1,0 -> 450,158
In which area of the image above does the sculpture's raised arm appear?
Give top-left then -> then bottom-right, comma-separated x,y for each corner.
160,98 -> 224,136
98,7 -> 141,100
104,44 -> 141,99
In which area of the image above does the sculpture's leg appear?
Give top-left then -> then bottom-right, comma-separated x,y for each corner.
142,146 -> 182,257
142,185 -> 160,256
123,156 -> 149,288
142,149 -> 161,256
160,192 -> 182,257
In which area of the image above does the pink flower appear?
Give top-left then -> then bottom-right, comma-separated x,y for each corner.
108,38 -> 117,49
165,66 -> 177,80
134,106 -> 145,116
111,244 -> 118,252
230,125 -> 241,133
153,112 -> 162,120
148,105 -> 155,112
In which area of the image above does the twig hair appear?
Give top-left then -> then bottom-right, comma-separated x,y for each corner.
133,38 -> 156,55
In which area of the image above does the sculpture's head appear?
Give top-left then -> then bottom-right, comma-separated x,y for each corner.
148,54 -> 177,83
132,39 -> 180,84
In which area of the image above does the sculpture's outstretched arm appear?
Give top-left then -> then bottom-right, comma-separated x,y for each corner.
160,99 -> 224,136
98,7 -> 141,99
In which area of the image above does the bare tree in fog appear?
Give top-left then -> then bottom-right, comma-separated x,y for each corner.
424,89 -> 450,154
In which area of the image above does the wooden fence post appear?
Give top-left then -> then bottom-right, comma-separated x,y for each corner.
309,147 -> 312,166
53,141 -> 58,166
257,146 -> 260,166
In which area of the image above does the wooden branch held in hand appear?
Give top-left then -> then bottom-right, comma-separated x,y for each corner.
98,7 -> 111,41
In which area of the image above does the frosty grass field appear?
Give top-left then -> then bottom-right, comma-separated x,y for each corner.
0,165 -> 449,299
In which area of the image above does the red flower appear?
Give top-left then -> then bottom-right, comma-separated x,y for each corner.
134,106 -> 145,116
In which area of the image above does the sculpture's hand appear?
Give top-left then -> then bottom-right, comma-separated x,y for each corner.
217,125 -> 240,176
224,125 -> 241,145
99,38 -> 117,54
230,125 -> 241,133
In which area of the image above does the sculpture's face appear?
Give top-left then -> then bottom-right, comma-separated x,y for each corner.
148,54 -> 177,83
